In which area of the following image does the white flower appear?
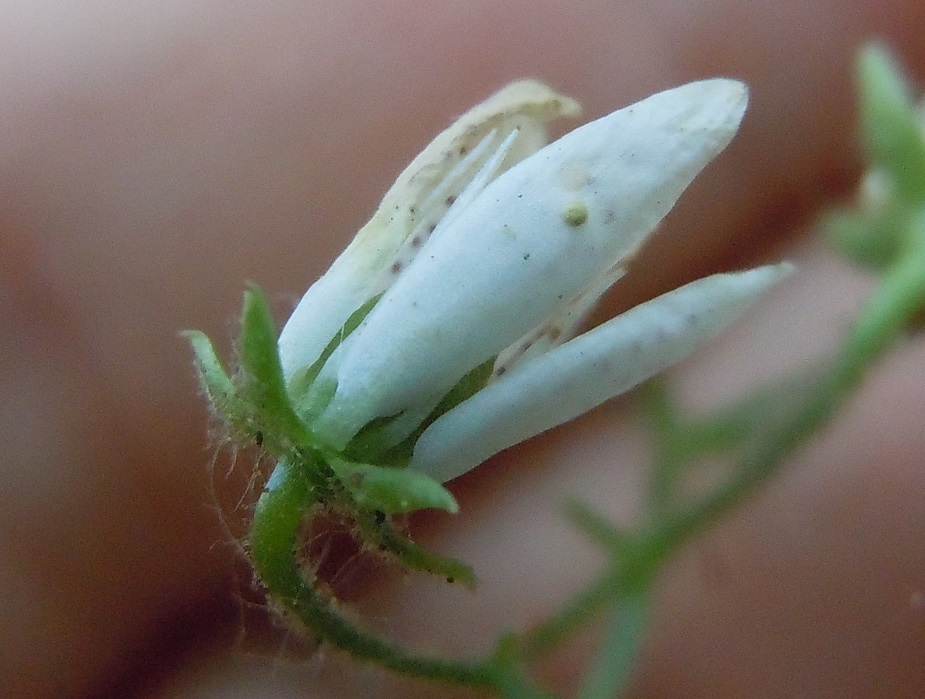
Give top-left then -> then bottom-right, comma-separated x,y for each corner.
278,79 -> 791,482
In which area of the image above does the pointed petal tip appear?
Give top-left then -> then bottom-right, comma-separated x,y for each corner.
690,261 -> 794,316
768,259 -> 796,279
675,77 -> 749,134
493,79 -> 583,119
684,77 -> 748,112
637,78 -> 749,147
564,77 -> 750,180
736,260 -> 796,291
700,77 -> 748,103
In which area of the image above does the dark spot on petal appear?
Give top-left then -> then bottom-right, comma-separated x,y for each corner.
411,235 -> 423,248
391,260 -> 403,275
445,195 -> 457,207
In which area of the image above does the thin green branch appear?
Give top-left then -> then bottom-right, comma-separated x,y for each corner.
564,500 -> 634,560
250,460 -> 493,688
522,209 -> 925,683
519,570 -> 619,661
659,215 -> 925,554
577,589 -> 649,699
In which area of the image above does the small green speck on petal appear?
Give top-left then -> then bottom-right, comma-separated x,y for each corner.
562,199 -> 589,227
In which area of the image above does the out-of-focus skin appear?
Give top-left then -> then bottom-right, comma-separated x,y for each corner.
2,2 -> 925,697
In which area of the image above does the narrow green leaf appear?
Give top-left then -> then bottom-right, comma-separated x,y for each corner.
183,329 -> 251,427
354,510 -> 477,587
330,459 -> 459,514
486,636 -> 553,699
858,44 -> 925,201
238,285 -> 311,445
564,500 -> 632,559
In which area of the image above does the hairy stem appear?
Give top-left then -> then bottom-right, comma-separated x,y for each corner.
250,459 -> 494,687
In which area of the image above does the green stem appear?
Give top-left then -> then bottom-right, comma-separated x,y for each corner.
521,570 -> 626,660
250,460 -> 494,688
577,588 -> 649,699
838,216 -> 925,376
521,540 -> 662,661
523,225 -> 925,667
663,221 -> 925,550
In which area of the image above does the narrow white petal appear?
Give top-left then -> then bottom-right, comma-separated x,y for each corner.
318,80 -> 749,445
278,81 -> 580,379
492,260 -> 627,377
381,127 -> 523,287
409,263 -> 793,483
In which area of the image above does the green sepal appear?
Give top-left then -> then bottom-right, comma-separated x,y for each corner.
344,358 -> 495,466
352,508 -> 476,586
183,329 -> 256,435
329,458 -> 459,514
287,293 -> 382,421
184,329 -> 238,413
237,285 -> 312,448
857,44 -> 925,202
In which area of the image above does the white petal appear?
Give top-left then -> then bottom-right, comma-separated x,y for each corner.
316,80 -> 749,446
409,263 -> 793,483
492,260 -> 627,377
278,81 -> 580,379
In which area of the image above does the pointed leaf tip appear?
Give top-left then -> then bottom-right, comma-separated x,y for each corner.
857,44 -> 925,201
238,285 -> 312,447
183,328 -> 244,413
330,459 -> 460,514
